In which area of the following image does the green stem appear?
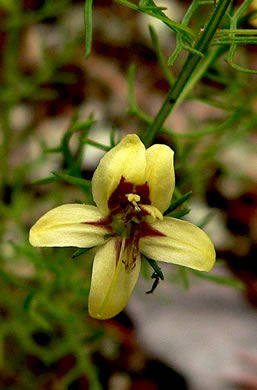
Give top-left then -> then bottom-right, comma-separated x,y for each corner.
143,0 -> 232,146
80,138 -> 110,152
84,0 -> 93,58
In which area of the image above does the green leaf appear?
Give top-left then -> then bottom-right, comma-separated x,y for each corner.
197,211 -> 214,228
84,0 -> 93,58
226,57 -> 257,74
140,0 -> 193,40
165,191 -> 192,215
24,290 -> 36,311
149,25 -> 174,86
59,115 -> 96,175
44,146 -> 62,154
52,171 -> 92,192
168,39 -> 183,67
32,176 -> 57,185
166,209 -> 191,218
80,138 -> 110,151
145,257 -> 164,280
191,270 -> 245,289
114,0 -> 194,41
72,247 -> 93,259
109,127 -> 117,147
128,63 -> 136,110
178,266 -> 190,289
139,0 -> 159,8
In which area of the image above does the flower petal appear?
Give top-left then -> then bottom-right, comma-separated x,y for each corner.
140,217 -> 215,271
29,204 -> 108,248
92,134 -> 146,216
89,238 -> 141,320
145,144 -> 175,213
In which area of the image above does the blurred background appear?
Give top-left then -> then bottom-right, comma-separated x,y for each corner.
0,0 -> 257,389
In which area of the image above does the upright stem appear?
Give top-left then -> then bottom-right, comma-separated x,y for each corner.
144,0 -> 232,146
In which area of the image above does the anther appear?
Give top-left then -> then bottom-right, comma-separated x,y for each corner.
126,193 -> 141,211
126,194 -> 141,203
140,205 -> 163,221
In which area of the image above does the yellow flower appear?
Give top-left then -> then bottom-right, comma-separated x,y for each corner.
29,134 -> 215,319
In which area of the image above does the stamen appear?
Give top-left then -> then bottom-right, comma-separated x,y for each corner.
126,193 -> 141,203
126,193 -> 141,211
140,205 -> 163,221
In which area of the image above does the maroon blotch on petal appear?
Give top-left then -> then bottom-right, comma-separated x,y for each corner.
139,222 -> 166,239
135,182 -> 151,205
83,217 -> 112,232
108,177 -> 134,211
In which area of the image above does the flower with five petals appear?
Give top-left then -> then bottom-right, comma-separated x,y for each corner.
29,134 -> 215,319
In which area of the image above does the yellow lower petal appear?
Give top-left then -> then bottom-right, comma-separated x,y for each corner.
89,237 -> 141,320
29,204 -> 108,248
139,217 -> 215,271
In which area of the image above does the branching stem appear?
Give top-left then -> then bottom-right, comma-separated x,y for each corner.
143,0 -> 232,146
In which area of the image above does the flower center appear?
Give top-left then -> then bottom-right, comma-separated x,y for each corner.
86,177 -> 165,273
110,188 -> 162,237
126,193 -> 141,211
